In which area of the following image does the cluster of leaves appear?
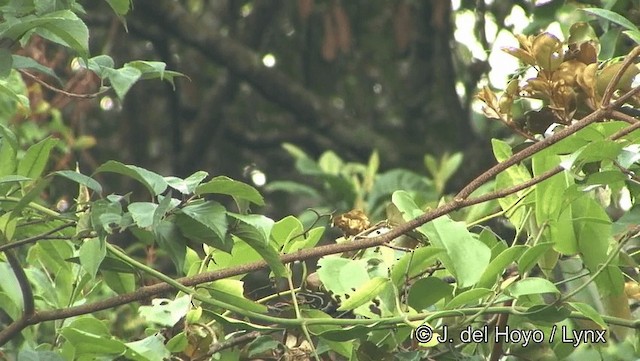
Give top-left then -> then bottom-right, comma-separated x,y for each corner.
0,0 -> 181,108
267,144 -> 477,221
478,8 -> 640,137
2,119 -> 639,360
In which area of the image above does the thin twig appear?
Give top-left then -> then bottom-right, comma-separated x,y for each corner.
19,70 -> 109,99
611,109 -> 640,124
601,46 -> 640,106
0,222 -> 75,252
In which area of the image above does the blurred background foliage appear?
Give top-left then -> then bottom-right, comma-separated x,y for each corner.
4,0 -> 640,220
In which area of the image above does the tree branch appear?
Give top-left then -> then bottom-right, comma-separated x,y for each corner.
132,0 -> 393,158
19,70 -> 108,99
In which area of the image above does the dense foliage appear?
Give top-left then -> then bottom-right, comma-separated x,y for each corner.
0,1 -> 639,361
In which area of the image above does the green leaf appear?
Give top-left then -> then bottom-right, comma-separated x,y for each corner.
368,169 -> 436,210
271,215 -> 303,249
165,171 -> 208,194
572,196 -> 620,296
203,280 -> 268,314
283,226 -> 324,253
302,309 -> 354,357
89,199 -> 123,235
17,137 -> 58,179
94,161 -> 168,196
60,317 -> 126,356
445,288 -> 493,309
337,277 -> 389,311
33,10 -> 89,57
104,66 -> 142,100
139,295 -> 190,327
0,124 -> 18,177
0,80 -> 29,109
525,304 -> 572,324
153,194 -> 177,227
11,178 -> 51,218
408,277 -> 454,310
477,246 -> 527,289
102,270 -> 135,294
78,55 -> 115,78
533,150 -> 578,255
623,29 -> 640,44
125,60 -> 185,87
568,302 -> 606,329
390,246 -> 444,287
0,48 -> 12,78
79,237 -> 106,279
317,257 -> 370,296
17,349 -> 65,361
105,0 -> 131,15
315,324 -> 376,342
53,170 -> 102,194
263,180 -> 321,199
318,150 -> 344,175
197,176 -> 265,206
247,336 -> 282,358
505,277 -> 560,297
0,262 -> 24,313
66,256 -> 135,274
599,28 -> 621,60
392,191 -> 491,287
518,242 -> 554,275
492,139 -> 532,227
127,202 -> 157,229
125,334 -> 170,361
154,220 -> 187,274
228,213 -> 286,277
582,8 -> 640,34
175,201 -> 230,252
0,175 -> 30,184
11,55 -> 60,84
166,333 -> 188,353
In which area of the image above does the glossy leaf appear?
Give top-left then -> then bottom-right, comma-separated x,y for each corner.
518,242 -> 555,275
408,277 -> 454,310
569,302 -> 606,329
105,0 -> 131,15
154,220 -> 187,274
477,246 -> 527,289
203,280 -> 268,314
124,334 -> 170,361
445,288 -> 493,309
583,8 -> 640,37
228,213 -> 286,277
393,191 -> 491,287
165,171 -> 208,194
505,277 -> 560,297
533,150 -> 577,255
79,237 -> 106,279
94,161 -> 168,196
60,317 -> 126,356
53,170 -> 102,194
176,201 -> 230,252
197,176 -> 264,206
139,295 -> 190,327
102,270 -> 136,295
337,277 -> 389,311
128,202 -> 157,229
17,137 -> 58,179
104,66 -> 142,100
390,246 -> 444,287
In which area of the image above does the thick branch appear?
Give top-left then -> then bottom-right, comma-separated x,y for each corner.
132,0 -> 392,157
